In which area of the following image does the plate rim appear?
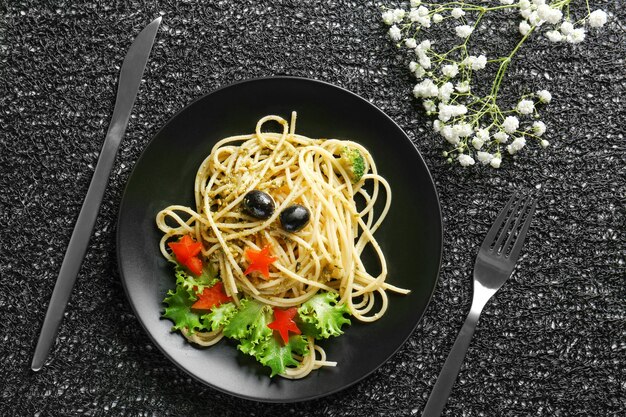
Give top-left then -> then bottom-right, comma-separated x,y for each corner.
116,75 -> 443,403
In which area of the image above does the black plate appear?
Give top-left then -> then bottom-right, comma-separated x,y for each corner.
117,77 -> 442,402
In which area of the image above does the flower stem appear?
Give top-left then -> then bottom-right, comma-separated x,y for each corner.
491,26 -> 535,99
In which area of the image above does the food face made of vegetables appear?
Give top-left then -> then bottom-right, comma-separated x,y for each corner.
156,113 -> 409,378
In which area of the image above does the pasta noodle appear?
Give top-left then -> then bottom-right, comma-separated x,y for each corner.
156,112 -> 409,378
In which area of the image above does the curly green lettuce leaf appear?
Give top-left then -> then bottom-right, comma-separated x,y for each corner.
295,318 -> 321,339
288,334 -> 310,357
223,298 -> 273,353
202,301 -> 237,332
162,285 -> 206,334
298,292 -> 351,339
174,263 -> 219,299
255,335 -> 303,377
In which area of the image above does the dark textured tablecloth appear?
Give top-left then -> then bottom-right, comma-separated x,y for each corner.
1,1 -> 624,416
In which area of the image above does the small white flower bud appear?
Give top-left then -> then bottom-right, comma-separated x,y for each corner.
589,10 -> 608,28
537,89 -> 552,103
502,116 -> 520,133
455,25 -> 473,38
458,154 -> 475,167
533,121 -> 547,136
519,21 -> 531,36
451,8 -> 465,19
388,25 -> 402,41
382,10 -> 395,26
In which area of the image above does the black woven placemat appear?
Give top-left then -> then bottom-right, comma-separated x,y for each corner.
1,1 -> 624,416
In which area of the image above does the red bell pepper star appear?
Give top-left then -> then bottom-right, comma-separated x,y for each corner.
243,244 -> 277,279
267,307 -> 301,344
168,235 -> 204,275
191,282 -> 232,311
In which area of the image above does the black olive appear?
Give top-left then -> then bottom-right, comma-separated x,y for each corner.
242,190 -> 275,220
280,204 -> 310,232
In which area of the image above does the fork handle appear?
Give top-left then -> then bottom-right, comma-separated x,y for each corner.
421,309 -> 480,417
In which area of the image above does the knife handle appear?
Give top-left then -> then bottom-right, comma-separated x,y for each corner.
31,128 -> 121,371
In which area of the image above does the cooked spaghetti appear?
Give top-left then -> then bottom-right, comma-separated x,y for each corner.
156,112 -> 409,379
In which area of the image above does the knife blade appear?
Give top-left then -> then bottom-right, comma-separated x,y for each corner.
31,16 -> 162,372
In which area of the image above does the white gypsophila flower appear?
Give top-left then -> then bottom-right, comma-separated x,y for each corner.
560,21 -> 574,35
382,10 -> 395,26
458,154 -> 475,167
521,8 -> 532,19
568,27 -> 586,43
500,0 -> 515,4
461,55 -> 487,70
414,65 -> 426,78
451,8 -> 465,19
418,39 -> 432,50
417,5 -> 429,16
409,61 -> 419,72
409,8 -> 420,22
533,0 -> 546,6
494,131 -> 509,143
441,125 -> 460,145
438,103 -> 467,122
502,116 -> 520,133
472,137 -> 485,150
433,120 -> 443,132
418,53 -> 431,69
545,30 -> 564,42
476,151 -> 494,164
533,121 -> 546,136
519,20 -> 531,36
438,105 -> 453,122
455,81 -> 470,93
453,104 -> 468,116
455,25 -> 474,38
432,13 -> 443,24
540,139 -> 550,148
410,0 -> 422,7
537,89 -> 552,103
393,8 -> 406,23
589,10 -> 608,28
423,100 -> 436,113
476,128 -> 490,141
442,63 -> 459,78
519,0 -> 532,9
417,15 -> 431,28
413,79 -> 439,98
528,11 -> 543,26
471,55 -> 487,70
439,82 -> 454,102
389,25 -> 402,41
405,38 -> 417,49
490,157 -> 502,168
453,123 -> 473,137
517,99 -> 535,115
537,5 -> 563,25
507,136 -> 526,154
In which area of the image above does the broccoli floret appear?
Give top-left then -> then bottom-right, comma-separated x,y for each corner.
339,146 -> 366,183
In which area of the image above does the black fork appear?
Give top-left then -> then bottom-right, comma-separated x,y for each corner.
422,192 -> 538,417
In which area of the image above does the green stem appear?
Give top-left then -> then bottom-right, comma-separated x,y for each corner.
491,25 -> 535,99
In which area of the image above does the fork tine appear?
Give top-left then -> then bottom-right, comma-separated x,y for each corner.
501,195 -> 533,254
481,192 -> 522,251
492,194 -> 526,252
506,198 -> 537,262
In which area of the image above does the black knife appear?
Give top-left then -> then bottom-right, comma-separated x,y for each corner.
31,16 -> 162,371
